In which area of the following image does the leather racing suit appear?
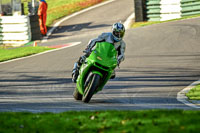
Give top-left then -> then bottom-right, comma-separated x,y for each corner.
86,32 -> 126,63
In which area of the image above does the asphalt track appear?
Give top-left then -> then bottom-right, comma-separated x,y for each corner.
1,0 -> 200,112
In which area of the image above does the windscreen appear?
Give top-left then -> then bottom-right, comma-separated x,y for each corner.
94,42 -> 117,59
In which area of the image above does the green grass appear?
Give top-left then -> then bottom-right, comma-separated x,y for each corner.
186,84 -> 200,100
0,46 -> 54,62
22,0 -> 105,26
0,110 -> 200,133
132,14 -> 200,28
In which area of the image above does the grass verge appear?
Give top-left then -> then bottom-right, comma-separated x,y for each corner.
0,46 -> 54,62
0,110 -> 200,133
22,0 -> 106,27
186,84 -> 200,100
132,14 -> 200,28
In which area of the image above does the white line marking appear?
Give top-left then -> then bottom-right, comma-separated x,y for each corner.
0,42 -> 81,65
124,13 -> 135,30
177,80 -> 200,108
42,0 -> 116,42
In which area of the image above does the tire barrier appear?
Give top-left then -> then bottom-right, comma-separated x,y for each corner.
134,0 -> 147,22
29,15 -> 42,41
146,0 -> 181,21
145,0 -> 200,21
181,0 -> 200,17
0,15 -> 32,47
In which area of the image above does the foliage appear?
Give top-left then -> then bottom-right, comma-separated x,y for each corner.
0,46 -> 54,62
0,110 -> 200,133
132,14 -> 200,28
21,0 -> 105,26
186,84 -> 200,100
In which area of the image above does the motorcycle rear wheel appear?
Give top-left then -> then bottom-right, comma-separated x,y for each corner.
82,73 -> 101,103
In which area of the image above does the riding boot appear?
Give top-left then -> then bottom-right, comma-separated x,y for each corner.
72,62 -> 80,83
110,70 -> 116,79
72,55 -> 87,83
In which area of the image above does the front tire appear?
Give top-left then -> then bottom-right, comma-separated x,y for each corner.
82,73 -> 101,103
73,88 -> 82,100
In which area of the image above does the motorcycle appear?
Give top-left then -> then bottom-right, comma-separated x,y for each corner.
73,42 -> 118,103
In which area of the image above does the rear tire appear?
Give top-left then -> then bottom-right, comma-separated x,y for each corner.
73,88 -> 82,100
82,73 -> 101,103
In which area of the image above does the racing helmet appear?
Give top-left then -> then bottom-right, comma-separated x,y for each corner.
112,22 -> 125,42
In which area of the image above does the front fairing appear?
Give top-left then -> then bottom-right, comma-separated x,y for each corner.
76,42 -> 118,94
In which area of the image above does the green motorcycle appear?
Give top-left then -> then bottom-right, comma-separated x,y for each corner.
73,42 -> 118,103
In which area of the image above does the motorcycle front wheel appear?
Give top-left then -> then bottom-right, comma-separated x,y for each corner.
73,88 -> 82,100
82,73 -> 101,103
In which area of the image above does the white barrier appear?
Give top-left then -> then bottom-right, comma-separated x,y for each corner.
147,0 -> 200,21
0,16 -> 32,47
147,0 -> 182,21
160,0 -> 181,21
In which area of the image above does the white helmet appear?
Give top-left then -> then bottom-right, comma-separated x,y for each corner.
112,22 -> 125,42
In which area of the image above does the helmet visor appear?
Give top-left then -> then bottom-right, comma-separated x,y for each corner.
113,30 -> 124,39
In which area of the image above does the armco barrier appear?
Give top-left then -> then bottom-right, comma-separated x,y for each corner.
0,16 -> 31,47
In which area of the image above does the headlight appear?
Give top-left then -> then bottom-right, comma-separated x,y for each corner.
97,56 -> 102,61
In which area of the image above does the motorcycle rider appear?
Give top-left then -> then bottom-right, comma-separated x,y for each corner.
72,22 -> 126,83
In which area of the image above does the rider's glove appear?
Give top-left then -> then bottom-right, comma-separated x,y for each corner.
83,47 -> 91,54
83,48 -> 91,57
80,55 -> 87,63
